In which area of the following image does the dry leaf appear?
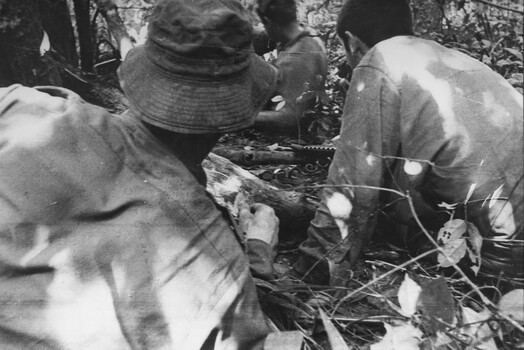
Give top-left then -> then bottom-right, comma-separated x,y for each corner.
437,202 -> 459,210
40,30 -> 50,56
267,143 -> 279,151
466,222 -> 483,274
489,184 -> 504,208
319,309 -> 350,350
418,277 -> 455,332
498,289 -> 524,323
370,323 -> 422,350
420,331 -> 455,350
504,47 -> 523,61
397,274 -> 421,317
438,238 -> 467,267
275,100 -> 286,111
465,183 -> 477,203
462,306 -> 498,350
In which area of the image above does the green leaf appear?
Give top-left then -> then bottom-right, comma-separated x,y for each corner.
437,219 -> 466,245
481,39 -> 492,48
418,277 -> 455,332
317,90 -> 331,105
438,238 -> 467,267
504,48 -> 523,61
496,59 -> 512,67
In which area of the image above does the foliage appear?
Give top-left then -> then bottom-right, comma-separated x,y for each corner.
4,0 -> 520,349
225,2 -> 523,348
437,219 -> 482,274
0,16 -> 20,32
365,275 -> 524,350
56,0 -> 524,348
0,0 -> 20,32
410,0 -> 523,90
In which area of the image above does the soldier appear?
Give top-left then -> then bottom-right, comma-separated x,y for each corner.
0,0 -> 302,348
295,0 -> 523,288
254,0 -> 328,134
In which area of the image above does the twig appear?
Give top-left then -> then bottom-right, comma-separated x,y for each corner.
344,142 -> 436,168
64,68 -> 88,83
315,0 -> 331,11
405,193 -> 524,333
334,315 -> 406,324
291,184 -> 407,198
116,6 -> 152,9
332,248 -> 438,315
292,165 -> 524,331
473,0 -> 524,14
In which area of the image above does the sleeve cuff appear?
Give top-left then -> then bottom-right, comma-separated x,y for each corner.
246,239 -> 275,280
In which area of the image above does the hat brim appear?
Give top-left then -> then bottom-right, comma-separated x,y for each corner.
118,46 -> 277,134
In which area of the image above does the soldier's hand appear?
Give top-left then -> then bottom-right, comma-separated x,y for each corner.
239,202 -> 279,249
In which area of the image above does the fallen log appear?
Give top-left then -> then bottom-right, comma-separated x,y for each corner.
204,153 -> 315,240
213,148 -> 314,165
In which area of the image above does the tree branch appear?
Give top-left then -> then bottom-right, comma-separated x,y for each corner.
473,0 -> 524,14
93,0 -> 134,59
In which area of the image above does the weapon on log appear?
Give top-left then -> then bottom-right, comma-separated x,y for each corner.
213,144 -> 336,167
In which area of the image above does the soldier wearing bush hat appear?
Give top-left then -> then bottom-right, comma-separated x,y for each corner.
0,0 -> 303,348
119,0 -> 277,133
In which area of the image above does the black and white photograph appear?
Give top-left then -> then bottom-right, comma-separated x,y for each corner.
0,0 -> 522,348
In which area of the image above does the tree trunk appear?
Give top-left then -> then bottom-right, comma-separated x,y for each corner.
93,0 -> 134,59
0,0 -> 76,87
39,0 -> 78,65
73,0 -> 95,72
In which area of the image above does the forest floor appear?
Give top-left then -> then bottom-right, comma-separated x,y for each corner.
215,100 -> 524,349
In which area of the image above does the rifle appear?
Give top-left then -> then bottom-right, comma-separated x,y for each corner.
212,144 -> 336,167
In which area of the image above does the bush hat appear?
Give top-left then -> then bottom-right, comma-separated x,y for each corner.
118,0 -> 277,134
